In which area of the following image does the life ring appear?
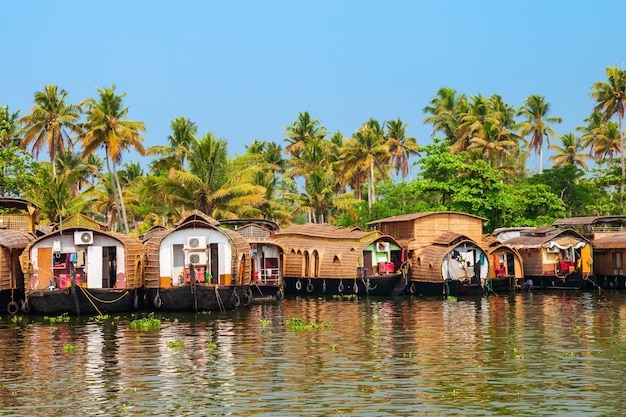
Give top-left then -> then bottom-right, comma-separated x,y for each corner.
354,282 -> 358,294
243,291 -> 252,307
133,293 -> 139,310
276,288 -> 284,300
21,299 -> 31,314
338,281 -> 344,293
295,280 -> 302,291
409,282 -> 416,295
306,281 -> 314,293
7,301 -> 19,315
154,295 -> 162,309
231,292 -> 241,307
322,280 -> 327,294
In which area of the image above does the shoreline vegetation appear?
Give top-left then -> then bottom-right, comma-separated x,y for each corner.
1,65 -> 626,233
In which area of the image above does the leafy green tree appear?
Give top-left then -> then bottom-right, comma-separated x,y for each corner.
517,94 -> 562,174
80,85 -> 146,233
18,85 -> 82,176
0,106 -> 35,197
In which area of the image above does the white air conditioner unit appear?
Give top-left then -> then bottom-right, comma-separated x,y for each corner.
376,241 -> 390,252
74,231 -> 94,245
186,251 -> 208,266
188,236 -> 207,249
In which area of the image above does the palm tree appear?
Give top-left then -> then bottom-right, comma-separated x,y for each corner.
548,133 -> 588,170
517,94 -> 562,174
341,119 -> 390,209
80,85 -> 146,233
284,112 -> 328,158
422,87 -> 467,146
385,118 -> 420,180
147,116 -> 197,172
18,85 -> 82,176
157,132 -> 266,219
467,121 -> 518,169
591,65 -> 626,209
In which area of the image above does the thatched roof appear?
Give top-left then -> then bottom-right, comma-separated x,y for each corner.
553,216 -> 626,227
176,210 -> 220,227
276,223 -> 376,241
218,218 -> 280,232
411,238 -> 482,283
502,227 -> 589,249
0,197 -> 40,212
367,211 -> 487,226
0,229 -> 34,250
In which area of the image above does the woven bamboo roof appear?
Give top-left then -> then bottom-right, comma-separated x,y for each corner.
411,238 -> 482,283
0,197 -> 41,212
592,232 -> 626,249
367,211 -> 488,226
276,223 -> 378,241
0,229 -> 34,250
53,213 -> 109,231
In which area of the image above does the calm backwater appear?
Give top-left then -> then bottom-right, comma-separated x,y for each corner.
2,291 -> 626,416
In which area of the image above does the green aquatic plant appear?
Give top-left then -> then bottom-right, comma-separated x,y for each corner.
130,317 -> 161,331
166,340 -> 184,349
45,313 -> 71,323
285,317 -> 331,331
207,341 -> 218,350
446,295 -> 458,302
331,294 -> 358,301
63,343 -> 82,353
91,314 -> 110,323
329,343 -> 337,351
259,319 -> 271,327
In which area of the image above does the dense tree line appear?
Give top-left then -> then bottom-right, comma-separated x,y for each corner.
1,65 -> 625,233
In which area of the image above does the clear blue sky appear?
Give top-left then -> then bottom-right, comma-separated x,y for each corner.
3,1 -> 625,172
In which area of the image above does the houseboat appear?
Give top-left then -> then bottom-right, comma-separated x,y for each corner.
493,226 -> 593,290
142,211 -> 253,312
553,216 -> 626,289
0,197 -> 39,314
19,214 -> 143,315
368,212 -> 490,297
273,223 -> 409,297
218,218 -> 284,300
482,234 -> 525,293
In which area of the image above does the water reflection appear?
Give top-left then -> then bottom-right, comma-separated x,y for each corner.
2,293 -> 626,415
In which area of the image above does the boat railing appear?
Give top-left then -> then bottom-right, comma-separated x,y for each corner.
259,268 -> 280,285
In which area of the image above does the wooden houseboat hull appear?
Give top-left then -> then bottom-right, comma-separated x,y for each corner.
284,273 -> 408,297
248,282 -> 284,301
521,272 -> 586,291
145,285 -> 250,312
25,287 -> 140,315
406,279 -> 484,297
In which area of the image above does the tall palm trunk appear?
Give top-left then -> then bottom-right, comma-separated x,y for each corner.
619,115 -> 624,212
104,154 -> 123,232
111,160 -> 130,234
369,159 -> 376,209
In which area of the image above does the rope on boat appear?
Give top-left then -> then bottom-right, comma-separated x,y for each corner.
254,281 -> 265,298
78,286 -> 104,316
215,285 -> 226,312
